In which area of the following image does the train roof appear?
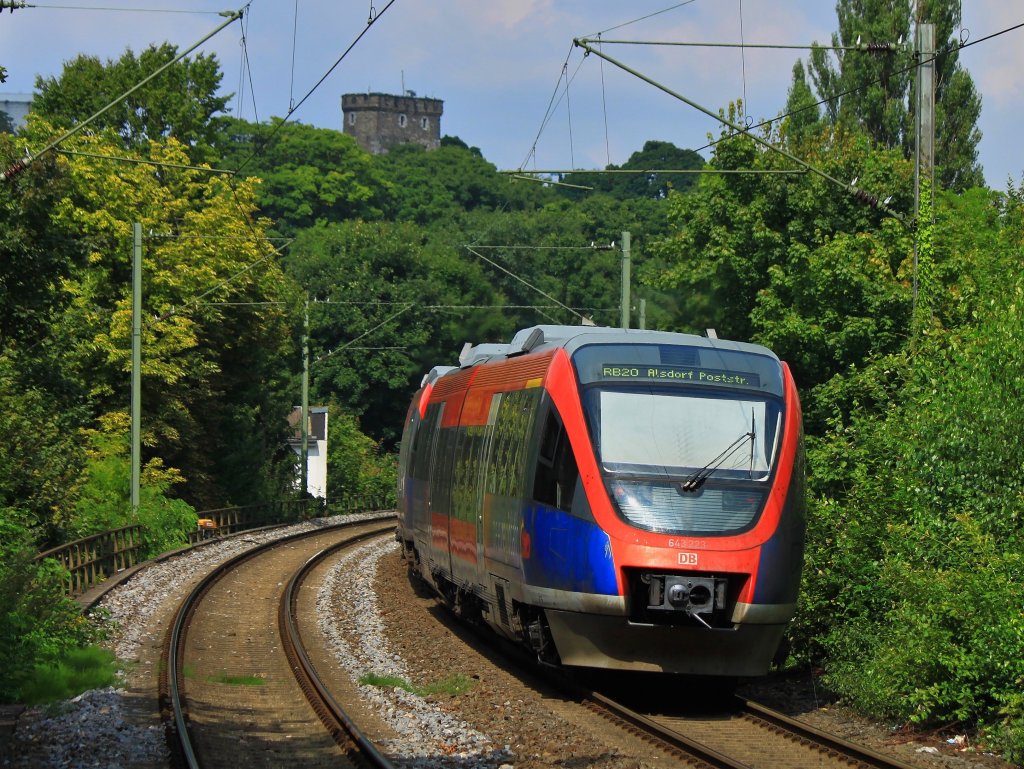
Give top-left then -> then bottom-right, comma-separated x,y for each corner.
420,324 -> 779,377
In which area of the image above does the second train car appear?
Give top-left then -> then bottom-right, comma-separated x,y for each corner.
396,324 -> 804,676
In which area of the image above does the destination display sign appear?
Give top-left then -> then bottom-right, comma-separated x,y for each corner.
600,364 -> 761,388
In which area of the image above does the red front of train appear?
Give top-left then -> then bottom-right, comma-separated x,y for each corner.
397,325 -> 805,676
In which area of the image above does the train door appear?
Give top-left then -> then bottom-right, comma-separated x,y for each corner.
473,392 -> 503,586
408,402 -> 443,568
423,403 -> 449,572
428,414 -> 458,580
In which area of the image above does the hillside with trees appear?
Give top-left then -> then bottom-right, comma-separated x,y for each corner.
1,3 -> 1023,760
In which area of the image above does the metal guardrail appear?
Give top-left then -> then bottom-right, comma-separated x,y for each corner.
36,493 -> 395,596
34,525 -> 145,596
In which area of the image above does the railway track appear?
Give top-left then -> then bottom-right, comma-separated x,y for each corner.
160,517 -> 396,769
573,685 -> 924,769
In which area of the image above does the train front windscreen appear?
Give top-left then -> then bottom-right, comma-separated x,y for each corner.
573,343 -> 786,536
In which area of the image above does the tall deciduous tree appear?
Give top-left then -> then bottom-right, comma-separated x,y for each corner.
33,44 -> 229,160
21,118 -> 296,511
800,0 -> 983,190
212,117 -> 391,234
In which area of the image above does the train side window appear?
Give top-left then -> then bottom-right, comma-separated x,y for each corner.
532,409 -> 577,512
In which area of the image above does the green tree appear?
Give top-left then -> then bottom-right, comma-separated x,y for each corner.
68,434 -> 196,556
0,132 -> 81,346
782,60 -> 822,146
326,405 -> 396,505
561,140 -> 705,200
18,119 -> 296,511
288,221 -> 446,444
0,512 -> 100,702
213,117 -> 391,234
377,141 -> 546,225
650,121 -> 914,345
33,44 -> 229,160
785,181 -> 1024,761
803,0 -> 983,190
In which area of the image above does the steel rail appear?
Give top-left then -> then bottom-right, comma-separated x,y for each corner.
579,689 -> 750,769
737,698 -> 921,769
279,532 -> 397,768
162,515 -> 395,769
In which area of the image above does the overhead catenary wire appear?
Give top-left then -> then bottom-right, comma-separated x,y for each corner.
738,0 -> 748,123
564,61 -> 575,169
574,37 -> 903,220
230,0 -> 396,180
212,2 -> 399,331
534,12 -> 1023,207
689,17 -> 1024,162
288,0 -> 299,113
504,168 -> 806,175
519,43 -> 576,170
55,149 -> 235,175
238,7 -> 259,123
585,39 -> 902,52
465,246 -> 586,324
1,7 -> 244,181
313,303 -> 414,365
24,3 -> 222,12
583,0 -> 699,39
148,238 -> 292,326
598,34 -> 611,166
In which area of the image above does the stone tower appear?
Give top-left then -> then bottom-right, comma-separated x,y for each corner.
341,92 -> 443,155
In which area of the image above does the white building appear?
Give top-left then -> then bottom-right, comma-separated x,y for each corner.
0,93 -> 32,131
288,406 -> 328,499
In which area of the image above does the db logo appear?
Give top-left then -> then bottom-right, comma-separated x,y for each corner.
677,552 -> 699,566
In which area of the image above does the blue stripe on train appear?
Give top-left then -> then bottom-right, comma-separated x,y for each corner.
523,503 -> 617,595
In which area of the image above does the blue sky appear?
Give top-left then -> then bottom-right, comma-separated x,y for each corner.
1,1 -> 1021,189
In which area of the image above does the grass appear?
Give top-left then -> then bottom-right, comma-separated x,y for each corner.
206,673 -> 266,686
18,646 -> 120,705
358,671 -> 475,697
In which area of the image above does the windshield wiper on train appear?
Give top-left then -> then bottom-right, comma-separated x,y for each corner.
679,418 -> 756,493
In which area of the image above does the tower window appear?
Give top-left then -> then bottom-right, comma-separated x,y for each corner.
420,116 -> 429,130
398,114 -> 407,128
348,112 -> 356,126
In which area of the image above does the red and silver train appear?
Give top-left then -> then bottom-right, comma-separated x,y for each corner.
396,325 -> 804,676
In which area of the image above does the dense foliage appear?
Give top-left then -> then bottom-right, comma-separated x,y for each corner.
799,0 -> 983,190
2,14 -> 1023,761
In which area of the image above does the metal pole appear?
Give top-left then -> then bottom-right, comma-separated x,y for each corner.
639,298 -> 647,330
301,298 -> 310,497
913,21 -> 935,315
131,223 -> 142,517
620,231 -> 631,329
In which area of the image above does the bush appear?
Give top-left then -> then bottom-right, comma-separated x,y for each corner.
823,518 -> 1024,730
795,236 -> 1024,758
0,512 -> 102,702
68,434 -> 196,558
